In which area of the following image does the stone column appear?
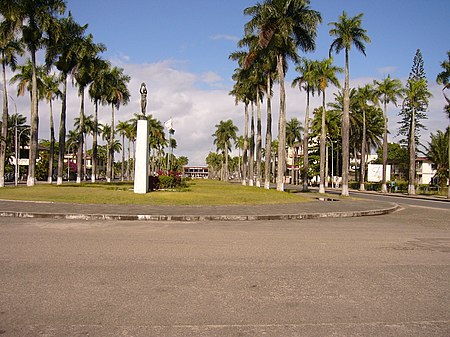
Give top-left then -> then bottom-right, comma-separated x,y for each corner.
134,119 -> 149,194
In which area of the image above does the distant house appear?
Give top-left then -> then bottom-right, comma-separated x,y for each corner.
415,157 -> 436,185
184,166 -> 208,179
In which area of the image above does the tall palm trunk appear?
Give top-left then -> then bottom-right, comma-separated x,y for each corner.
47,100 -> 55,183
127,138 -> 131,180
242,103 -> 249,186
0,59 -> 8,187
28,49 -> 39,187
57,74 -> 68,185
249,103 -> 255,186
107,104 -> 115,182
302,89 -> 310,192
359,108 -> 366,191
255,88 -> 262,187
91,100 -> 98,182
341,49 -> 350,196
408,107 -> 416,195
381,100 -> 388,193
319,94 -> 326,194
276,54 -> 286,191
76,88 -> 85,183
121,133 -> 125,181
264,76 -> 272,190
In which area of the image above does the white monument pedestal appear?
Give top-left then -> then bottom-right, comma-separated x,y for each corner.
134,120 -> 149,194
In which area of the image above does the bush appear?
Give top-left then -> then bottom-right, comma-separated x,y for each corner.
148,170 -> 187,190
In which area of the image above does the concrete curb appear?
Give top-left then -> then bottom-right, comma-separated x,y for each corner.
0,203 -> 400,222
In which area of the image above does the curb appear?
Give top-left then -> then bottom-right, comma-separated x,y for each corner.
0,203 -> 400,222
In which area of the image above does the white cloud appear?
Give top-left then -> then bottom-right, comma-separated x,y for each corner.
4,60 -> 446,167
210,34 -> 240,43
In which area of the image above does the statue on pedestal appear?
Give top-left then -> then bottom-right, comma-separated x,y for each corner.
140,82 -> 147,117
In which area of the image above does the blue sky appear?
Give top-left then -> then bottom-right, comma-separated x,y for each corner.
11,0 -> 449,165
67,0 -> 449,81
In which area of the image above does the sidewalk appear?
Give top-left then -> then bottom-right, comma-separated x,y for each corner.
0,196 -> 399,222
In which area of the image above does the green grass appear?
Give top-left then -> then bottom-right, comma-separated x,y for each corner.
0,180 -> 316,205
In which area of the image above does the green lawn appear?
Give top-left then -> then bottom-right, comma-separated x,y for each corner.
0,180 -> 316,205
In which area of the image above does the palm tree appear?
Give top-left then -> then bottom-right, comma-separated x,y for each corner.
427,129 -> 449,190
329,11 -> 370,196
436,51 -> 450,198
286,118 -> 303,184
229,68 -> 252,185
88,58 -> 110,182
42,73 -> 61,183
0,9 -> 23,187
373,75 -> 403,192
15,0 -> 66,186
292,57 -> 318,191
125,121 -> 135,180
213,119 -> 238,181
72,34 -> 106,183
46,13 -> 87,185
315,58 -> 342,194
244,0 -> 322,191
235,135 -> 244,180
116,120 -> 130,181
103,66 -> 130,182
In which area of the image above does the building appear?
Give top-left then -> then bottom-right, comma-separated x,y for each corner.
183,166 -> 208,179
415,157 -> 437,185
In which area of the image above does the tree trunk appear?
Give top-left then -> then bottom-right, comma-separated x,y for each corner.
276,54 -> 286,191
27,49 -> 39,187
57,74 -> 68,185
302,89 -> 310,192
249,103 -> 255,186
91,100 -> 98,183
448,117 -> 450,199
319,94 -> 326,194
360,108 -> 367,191
256,88 -> 262,187
0,59 -> 8,187
76,88 -> 85,184
242,103 -> 249,186
264,76 -> 272,189
121,134 -> 125,181
48,100 -> 55,184
408,107 -> 416,195
381,100 -> 388,193
341,49 -> 350,196
107,105 -> 115,183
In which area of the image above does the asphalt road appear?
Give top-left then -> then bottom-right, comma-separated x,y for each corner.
0,205 -> 449,336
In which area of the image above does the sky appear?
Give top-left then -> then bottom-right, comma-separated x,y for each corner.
5,0 -> 450,165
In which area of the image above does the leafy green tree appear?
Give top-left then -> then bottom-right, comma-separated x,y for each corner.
213,119 -> 238,181
116,120 -> 130,181
373,75 -> 403,192
427,129 -> 449,189
292,58 -> 318,191
398,50 -> 432,194
329,11 -> 370,196
286,118 -> 303,184
436,51 -> 450,198
315,57 -> 342,193
244,0 -> 321,191
206,152 -> 223,180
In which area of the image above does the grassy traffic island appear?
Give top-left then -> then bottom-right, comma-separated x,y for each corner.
0,179 -> 323,206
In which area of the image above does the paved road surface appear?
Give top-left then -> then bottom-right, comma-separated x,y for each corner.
0,205 -> 449,336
